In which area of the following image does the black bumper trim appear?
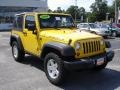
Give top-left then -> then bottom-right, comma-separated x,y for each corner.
64,51 -> 114,70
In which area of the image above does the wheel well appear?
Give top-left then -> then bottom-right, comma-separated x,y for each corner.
10,37 -> 17,46
41,47 -> 61,59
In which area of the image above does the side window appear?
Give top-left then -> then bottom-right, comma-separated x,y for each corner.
25,15 -> 36,31
83,24 -> 89,28
13,17 -> 17,28
13,15 -> 23,31
17,16 -> 23,29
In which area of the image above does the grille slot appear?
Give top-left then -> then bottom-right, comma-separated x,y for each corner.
82,40 -> 100,54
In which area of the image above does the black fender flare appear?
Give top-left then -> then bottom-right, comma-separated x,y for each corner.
105,41 -> 111,48
10,35 -> 24,51
41,42 -> 75,58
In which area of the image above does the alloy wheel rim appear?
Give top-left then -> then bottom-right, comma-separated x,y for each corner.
13,45 -> 18,58
113,32 -> 116,37
47,59 -> 59,79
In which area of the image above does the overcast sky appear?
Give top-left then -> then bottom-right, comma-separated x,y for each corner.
48,0 -> 113,12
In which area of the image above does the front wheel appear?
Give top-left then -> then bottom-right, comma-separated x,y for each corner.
44,53 -> 66,85
112,31 -> 117,37
12,41 -> 25,62
93,63 -> 107,71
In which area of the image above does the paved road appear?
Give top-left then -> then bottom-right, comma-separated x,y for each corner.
0,32 -> 120,90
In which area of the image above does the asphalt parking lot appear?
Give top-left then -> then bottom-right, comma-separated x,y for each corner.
0,32 -> 120,90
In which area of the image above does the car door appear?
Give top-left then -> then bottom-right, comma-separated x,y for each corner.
22,15 -> 39,56
81,24 -> 90,31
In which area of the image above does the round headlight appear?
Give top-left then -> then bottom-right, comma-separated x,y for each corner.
100,40 -> 104,45
75,42 -> 80,50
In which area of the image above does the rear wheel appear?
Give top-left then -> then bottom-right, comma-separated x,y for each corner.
44,53 -> 66,85
12,41 -> 25,62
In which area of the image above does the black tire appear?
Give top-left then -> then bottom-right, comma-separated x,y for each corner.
12,41 -> 25,62
112,31 -> 117,37
44,53 -> 66,85
93,63 -> 107,71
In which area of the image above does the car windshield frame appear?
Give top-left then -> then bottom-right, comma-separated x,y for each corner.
38,14 -> 75,29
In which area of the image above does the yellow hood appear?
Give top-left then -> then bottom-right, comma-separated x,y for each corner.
40,29 -> 102,43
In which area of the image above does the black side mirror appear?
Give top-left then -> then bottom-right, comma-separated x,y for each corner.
105,41 -> 111,48
26,23 -> 37,34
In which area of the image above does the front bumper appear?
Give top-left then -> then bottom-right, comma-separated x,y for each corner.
64,51 -> 114,70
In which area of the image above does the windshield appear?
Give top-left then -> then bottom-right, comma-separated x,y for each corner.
96,24 -> 108,28
38,14 -> 75,28
78,23 -> 96,29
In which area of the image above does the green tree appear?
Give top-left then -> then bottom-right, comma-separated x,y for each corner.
53,7 -> 64,13
107,6 -> 114,19
90,0 -> 108,22
66,6 -> 78,20
48,9 -> 52,13
66,6 -> 86,22
106,0 -> 120,22
87,12 -> 97,22
56,7 -> 62,13
112,0 -> 120,8
79,7 -> 86,22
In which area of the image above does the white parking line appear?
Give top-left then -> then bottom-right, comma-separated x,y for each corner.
113,48 -> 120,52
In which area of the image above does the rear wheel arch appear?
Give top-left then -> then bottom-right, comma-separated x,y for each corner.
10,36 -> 17,46
10,35 -> 24,51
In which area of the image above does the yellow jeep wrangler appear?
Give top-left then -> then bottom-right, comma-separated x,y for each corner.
10,12 -> 114,85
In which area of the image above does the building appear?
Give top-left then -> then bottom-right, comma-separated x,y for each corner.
0,0 -> 48,23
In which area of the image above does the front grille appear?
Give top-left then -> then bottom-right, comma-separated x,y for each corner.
82,41 -> 100,54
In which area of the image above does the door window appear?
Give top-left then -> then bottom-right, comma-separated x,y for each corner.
25,15 -> 36,31
13,15 -> 24,31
